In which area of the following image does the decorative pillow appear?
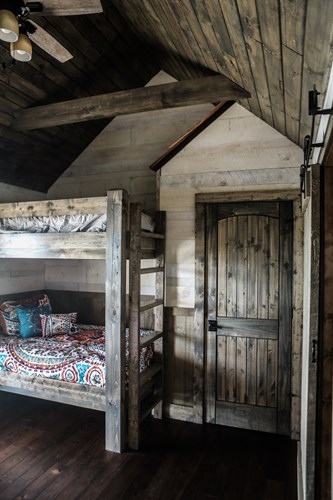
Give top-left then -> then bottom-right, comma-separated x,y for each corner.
40,312 -> 78,338
16,303 -> 52,339
0,294 -> 51,335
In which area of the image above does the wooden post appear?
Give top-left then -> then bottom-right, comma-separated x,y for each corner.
128,203 -> 142,450
193,202 -> 206,424
277,201 -> 293,435
205,204 -> 218,423
153,210 -> 166,419
105,189 -> 128,452
319,161 -> 333,500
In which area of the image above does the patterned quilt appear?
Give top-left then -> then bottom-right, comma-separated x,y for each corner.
0,325 -> 154,388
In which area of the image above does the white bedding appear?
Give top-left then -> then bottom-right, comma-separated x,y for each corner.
0,212 -> 155,233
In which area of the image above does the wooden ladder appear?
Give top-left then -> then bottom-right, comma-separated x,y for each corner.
128,204 -> 166,450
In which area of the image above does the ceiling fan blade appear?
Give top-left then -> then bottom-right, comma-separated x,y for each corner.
27,0 -> 103,16
28,21 -> 73,63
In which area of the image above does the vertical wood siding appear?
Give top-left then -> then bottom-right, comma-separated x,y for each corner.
160,103 -> 302,426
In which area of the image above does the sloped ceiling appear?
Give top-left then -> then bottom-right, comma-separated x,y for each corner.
0,0 -> 332,192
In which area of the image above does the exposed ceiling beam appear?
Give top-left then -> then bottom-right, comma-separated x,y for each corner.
12,75 -> 250,131
149,101 -> 235,171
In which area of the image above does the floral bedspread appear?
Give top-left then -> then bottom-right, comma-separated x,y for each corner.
0,325 -> 154,388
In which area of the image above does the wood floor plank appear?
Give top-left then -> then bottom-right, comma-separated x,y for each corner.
0,406 -> 91,498
20,423 -> 103,499
0,395 -> 297,500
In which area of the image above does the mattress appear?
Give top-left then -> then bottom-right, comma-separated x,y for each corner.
0,212 -> 155,233
0,325 -> 154,388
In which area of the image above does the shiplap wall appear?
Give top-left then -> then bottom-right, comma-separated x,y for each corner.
0,183 -> 45,299
159,103 -> 302,420
160,103 -> 302,308
0,72 -> 212,300
44,71 -> 212,295
47,71 -> 212,212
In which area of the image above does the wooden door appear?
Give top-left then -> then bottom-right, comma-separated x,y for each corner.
205,201 -> 293,435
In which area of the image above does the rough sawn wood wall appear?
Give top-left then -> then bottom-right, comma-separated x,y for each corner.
159,103 -> 302,427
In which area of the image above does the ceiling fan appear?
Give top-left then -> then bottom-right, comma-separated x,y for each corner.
0,0 -> 103,63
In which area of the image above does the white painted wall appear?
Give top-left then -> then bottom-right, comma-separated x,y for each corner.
159,103 -> 302,308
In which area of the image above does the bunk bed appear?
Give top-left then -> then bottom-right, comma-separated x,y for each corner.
0,189 -> 166,453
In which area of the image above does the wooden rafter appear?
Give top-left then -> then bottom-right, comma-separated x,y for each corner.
12,76 -> 250,131
149,101 -> 235,171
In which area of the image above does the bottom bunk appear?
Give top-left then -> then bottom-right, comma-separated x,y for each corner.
0,289 -> 164,453
0,325 -> 154,388
0,324 -> 161,415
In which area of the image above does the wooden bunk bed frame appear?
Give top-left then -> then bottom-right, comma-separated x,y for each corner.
0,189 -> 166,453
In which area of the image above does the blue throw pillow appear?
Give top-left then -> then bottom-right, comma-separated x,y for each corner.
16,304 -> 51,338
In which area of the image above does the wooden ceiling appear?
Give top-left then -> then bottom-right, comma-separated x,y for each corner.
1,0 -> 333,192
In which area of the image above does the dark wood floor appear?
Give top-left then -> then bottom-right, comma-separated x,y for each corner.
0,392 -> 297,500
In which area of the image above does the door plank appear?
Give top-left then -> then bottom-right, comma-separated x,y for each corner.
227,217 -> 237,317
267,339 -> 278,408
236,337 -> 247,404
258,216 -> 269,319
226,336 -> 237,402
246,338 -> 257,405
247,216 -> 259,318
217,318 -> 278,339
217,336 -> 227,401
216,401 -> 276,433
236,215 -> 248,317
269,218 -> 279,319
257,339 -> 268,407
217,219 -> 227,317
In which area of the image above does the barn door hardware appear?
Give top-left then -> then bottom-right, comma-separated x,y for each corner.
300,85 -> 333,194
308,87 -> 333,116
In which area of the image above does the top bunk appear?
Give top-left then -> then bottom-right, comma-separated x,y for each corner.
0,190 -> 164,260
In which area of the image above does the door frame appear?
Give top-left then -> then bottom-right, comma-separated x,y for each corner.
193,189 -> 303,439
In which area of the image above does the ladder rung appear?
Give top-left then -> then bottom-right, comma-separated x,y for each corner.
140,266 -> 164,275
141,231 -> 165,239
140,299 -> 163,312
140,331 -> 163,348
140,392 -> 162,421
140,363 -> 163,387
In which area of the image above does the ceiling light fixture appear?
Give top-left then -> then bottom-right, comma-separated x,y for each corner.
10,27 -> 31,61
0,0 -> 38,62
0,9 -> 19,42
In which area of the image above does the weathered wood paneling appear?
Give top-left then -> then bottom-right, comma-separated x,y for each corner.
160,103 -> 302,420
217,214 -> 279,321
164,307 -> 195,412
0,260 -> 44,297
48,71 -> 212,213
161,104 -> 301,310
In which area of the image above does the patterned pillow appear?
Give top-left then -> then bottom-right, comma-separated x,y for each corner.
16,304 -> 52,339
40,312 -> 78,338
0,294 -> 51,335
